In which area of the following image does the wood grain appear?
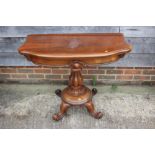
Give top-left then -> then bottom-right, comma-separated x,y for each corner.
18,33 -> 131,66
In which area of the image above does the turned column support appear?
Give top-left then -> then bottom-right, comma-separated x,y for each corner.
69,61 -> 84,88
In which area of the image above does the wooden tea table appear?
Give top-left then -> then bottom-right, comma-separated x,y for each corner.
18,33 -> 132,121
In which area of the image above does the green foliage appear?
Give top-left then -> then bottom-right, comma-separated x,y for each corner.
111,84 -> 118,91
92,76 -> 97,86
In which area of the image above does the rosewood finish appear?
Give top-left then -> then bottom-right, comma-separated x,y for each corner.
18,33 -> 132,121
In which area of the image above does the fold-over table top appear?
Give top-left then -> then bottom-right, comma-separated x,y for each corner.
18,33 -> 132,66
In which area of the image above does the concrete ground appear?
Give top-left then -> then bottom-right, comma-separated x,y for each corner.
0,83 -> 155,129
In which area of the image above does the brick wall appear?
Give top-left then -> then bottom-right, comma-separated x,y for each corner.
0,66 -> 155,85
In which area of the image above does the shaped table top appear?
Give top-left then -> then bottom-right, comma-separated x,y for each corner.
18,33 -> 132,66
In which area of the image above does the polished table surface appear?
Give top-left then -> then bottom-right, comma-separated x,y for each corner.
18,33 -> 132,66
18,33 -> 132,121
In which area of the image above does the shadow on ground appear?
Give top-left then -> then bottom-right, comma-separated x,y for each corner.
0,84 -> 155,129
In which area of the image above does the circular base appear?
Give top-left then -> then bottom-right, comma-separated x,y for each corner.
61,86 -> 92,105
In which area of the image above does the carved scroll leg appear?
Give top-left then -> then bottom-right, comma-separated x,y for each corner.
52,102 -> 70,121
85,101 -> 103,119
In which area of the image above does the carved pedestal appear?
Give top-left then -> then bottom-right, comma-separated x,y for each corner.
52,61 -> 103,121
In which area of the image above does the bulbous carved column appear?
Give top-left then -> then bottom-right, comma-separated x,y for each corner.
69,61 -> 83,87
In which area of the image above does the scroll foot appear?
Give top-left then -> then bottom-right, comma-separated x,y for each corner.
52,102 -> 70,121
55,89 -> 62,97
85,101 -> 103,119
